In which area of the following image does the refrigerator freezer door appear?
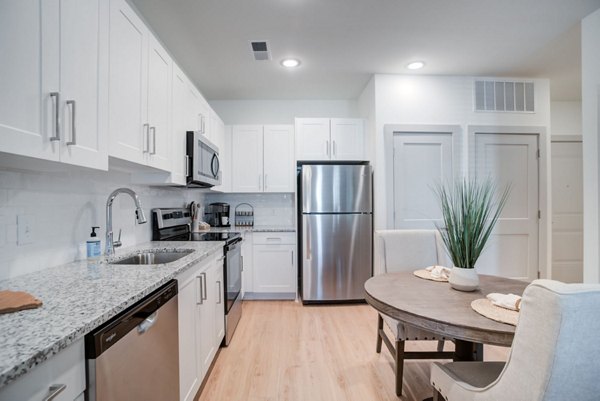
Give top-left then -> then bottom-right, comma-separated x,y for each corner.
302,213 -> 372,301
301,164 -> 372,213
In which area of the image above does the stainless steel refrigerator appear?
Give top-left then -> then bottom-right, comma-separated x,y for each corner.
298,163 -> 373,303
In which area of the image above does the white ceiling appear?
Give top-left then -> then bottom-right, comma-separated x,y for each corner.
130,0 -> 600,101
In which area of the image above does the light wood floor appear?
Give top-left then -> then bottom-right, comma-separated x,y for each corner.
198,301 -> 509,401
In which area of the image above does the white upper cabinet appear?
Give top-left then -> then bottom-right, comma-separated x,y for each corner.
231,125 -> 295,193
330,118 -> 365,161
231,125 -> 264,192
295,118 -> 366,161
170,64 -> 190,185
263,125 -> 295,192
108,0 -> 171,171
210,111 -> 229,192
146,36 -> 172,170
294,118 -> 330,161
0,0 -> 107,169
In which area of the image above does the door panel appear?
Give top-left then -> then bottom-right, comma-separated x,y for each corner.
302,214 -> 372,301
331,118 -> 364,160
231,125 -> 263,192
295,118 -> 330,161
0,0 -> 59,160
253,244 -> 295,293
147,37 -> 171,171
108,0 -> 148,163
170,65 -> 189,185
263,125 -> 294,192
301,164 -> 372,213
473,133 -> 539,280
551,141 -> 583,282
60,0 -> 106,169
393,133 -> 454,229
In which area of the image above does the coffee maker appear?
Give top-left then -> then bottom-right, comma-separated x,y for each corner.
205,202 -> 230,227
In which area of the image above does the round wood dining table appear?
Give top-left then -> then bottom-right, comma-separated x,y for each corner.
364,272 -> 529,361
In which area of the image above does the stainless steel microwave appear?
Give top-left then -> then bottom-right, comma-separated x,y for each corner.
186,131 -> 221,187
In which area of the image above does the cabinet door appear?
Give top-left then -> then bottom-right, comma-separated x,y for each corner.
231,125 -> 264,192
263,125 -> 295,192
108,0 -> 148,164
178,273 -> 200,401
0,0 -> 59,161
211,114 -> 229,192
59,0 -> 107,170
197,265 -> 216,380
253,244 -> 296,293
170,64 -> 189,185
146,36 -> 171,171
330,118 -> 365,161
295,118 -> 330,161
214,262 -> 225,345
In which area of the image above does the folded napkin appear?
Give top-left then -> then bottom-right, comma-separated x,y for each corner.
425,265 -> 451,279
486,293 -> 522,311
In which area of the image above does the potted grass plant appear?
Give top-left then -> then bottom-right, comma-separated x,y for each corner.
435,178 -> 510,291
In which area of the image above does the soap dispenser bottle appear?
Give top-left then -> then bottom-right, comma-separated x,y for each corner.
87,226 -> 101,260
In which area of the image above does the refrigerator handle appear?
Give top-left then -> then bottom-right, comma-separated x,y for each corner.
303,167 -> 312,211
305,219 -> 312,260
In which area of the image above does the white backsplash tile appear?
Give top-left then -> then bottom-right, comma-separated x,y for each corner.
203,193 -> 295,227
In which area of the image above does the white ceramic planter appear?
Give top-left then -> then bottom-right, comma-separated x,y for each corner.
449,267 -> 479,291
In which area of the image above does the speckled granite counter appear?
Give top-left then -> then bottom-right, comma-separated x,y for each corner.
208,226 -> 296,233
0,241 -> 223,389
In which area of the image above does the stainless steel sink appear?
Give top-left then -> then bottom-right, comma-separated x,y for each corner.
112,250 -> 193,265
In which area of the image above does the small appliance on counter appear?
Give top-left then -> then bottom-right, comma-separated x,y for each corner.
205,202 -> 230,227
152,208 -> 242,346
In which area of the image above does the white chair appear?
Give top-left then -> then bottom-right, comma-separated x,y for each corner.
430,279 -> 600,401
374,229 -> 454,396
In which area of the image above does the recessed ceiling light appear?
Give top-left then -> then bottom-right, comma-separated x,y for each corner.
406,61 -> 425,70
281,58 -> 301,68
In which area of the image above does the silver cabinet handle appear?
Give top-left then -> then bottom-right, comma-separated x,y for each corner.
217,280 -> 222,304
66,100 -> 76,145
185,155 -> 190,176
201,272 -> 207,301
142,124 -> 150,153
50,92 -> 60,141
43,384 -> 66,401
241,255 -> 244,271
196,275 -> 203,305
150,126 -> 156,155
291,250 -> 294,266
266,237 -> 282,241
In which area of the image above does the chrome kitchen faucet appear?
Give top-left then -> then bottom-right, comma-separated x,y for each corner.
105,188 -> 147,256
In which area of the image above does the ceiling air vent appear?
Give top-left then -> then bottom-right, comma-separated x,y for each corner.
474,80 -> 535,113
250,41 -> 271,61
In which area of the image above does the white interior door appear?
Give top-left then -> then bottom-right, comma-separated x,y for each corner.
393,133 -> 454,229
472,133 -> 539,280
551,140 -> 583,282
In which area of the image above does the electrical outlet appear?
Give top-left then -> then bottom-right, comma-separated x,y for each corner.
17,215 -> 34,246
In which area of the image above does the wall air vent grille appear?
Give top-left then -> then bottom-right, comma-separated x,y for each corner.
474,80 -> 535,113
250,41 -> 271,61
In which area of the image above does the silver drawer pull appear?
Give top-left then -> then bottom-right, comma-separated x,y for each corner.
142,123 -> 150,153
49,92 -> 60,142
266,237 -> 282,241
43,384 -> 66,401
150,126 -> 156,155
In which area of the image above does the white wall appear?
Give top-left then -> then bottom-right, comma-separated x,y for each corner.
209,99 -> 359,125
551,101 -> 582,136
582,8 -> 600,283
358,77 -> 377,162
0,168 -> 198,279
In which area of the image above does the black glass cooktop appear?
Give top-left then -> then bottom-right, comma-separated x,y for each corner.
190,231 -> 241,243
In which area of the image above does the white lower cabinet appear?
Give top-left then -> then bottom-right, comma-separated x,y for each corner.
177,251 -> 225,401
0,338 -> 85,401
249,232 -> 297,299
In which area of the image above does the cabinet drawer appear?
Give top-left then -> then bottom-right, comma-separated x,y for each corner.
252,232 -> 296,245
0,338 -> 85,401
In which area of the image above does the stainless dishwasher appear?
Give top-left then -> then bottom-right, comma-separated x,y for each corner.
85,280 -> 179,401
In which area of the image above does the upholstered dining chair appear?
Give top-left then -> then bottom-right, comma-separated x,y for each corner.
430,279 -> 600,401
374,229 -> 455,396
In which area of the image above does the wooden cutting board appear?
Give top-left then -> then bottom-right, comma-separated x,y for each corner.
0,290 -> 43,314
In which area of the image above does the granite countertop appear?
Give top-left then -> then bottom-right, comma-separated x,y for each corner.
208,226 -> 296,233
0,241 -> 224,389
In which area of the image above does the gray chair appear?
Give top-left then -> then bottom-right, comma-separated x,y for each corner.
430,279 -> 600,401
374,229 -> 454,396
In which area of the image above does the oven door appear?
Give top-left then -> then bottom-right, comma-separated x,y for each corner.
224,240 -> 242,313
186,131 -> 221,187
